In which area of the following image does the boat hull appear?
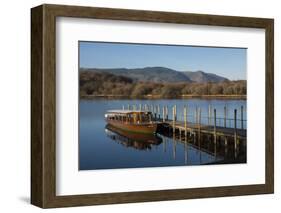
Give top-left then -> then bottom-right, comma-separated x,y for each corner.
105,124 -> 162,148
106,120 -> 157,134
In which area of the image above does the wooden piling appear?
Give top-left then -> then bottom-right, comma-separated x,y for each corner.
234,109 -> 237,151
198,108 -> 201,146
175,105 -> 177,121
208,104 -> 211,125
224,105 -> 227,128
162,106 -> 165,122
172,106 -> 175,134
241,105 -> 244,129
214,109 -> 217,144
195,106 -> 198,124
179,129 -> 182,140
184,105 -> 187,137
122,105 -> 125,110
157,105 -> 160,119
208,104 -> 212,125
198,108 -> 201,133
166,106 -> 168,120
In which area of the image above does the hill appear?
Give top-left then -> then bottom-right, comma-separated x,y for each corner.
81,67 -> 229,83
79,70 -> 246,98
80,67 -> 192,83
183,70 -> 229,83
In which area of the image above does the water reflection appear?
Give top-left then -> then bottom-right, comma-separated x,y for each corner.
164,130 -> 246,165
105,124 -> 246,165
105,124 -> 162,150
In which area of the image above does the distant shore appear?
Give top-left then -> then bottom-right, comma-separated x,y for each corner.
80,70 -> 246,100
80,94 -> 247,100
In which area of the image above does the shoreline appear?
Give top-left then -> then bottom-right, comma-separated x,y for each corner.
80,94 -> 247,100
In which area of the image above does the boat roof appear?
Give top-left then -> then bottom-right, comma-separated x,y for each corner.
106,110 -> 151,114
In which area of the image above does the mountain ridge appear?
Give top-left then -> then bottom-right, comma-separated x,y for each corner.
80,66 -> 229,83
182,70 -> 228,83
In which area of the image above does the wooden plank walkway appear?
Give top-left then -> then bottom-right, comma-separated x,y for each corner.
158,120 -> 246,139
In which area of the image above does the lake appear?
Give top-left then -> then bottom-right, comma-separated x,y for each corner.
79,98 -> 247,170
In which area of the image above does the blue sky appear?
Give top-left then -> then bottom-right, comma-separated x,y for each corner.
79,41 -> 247,80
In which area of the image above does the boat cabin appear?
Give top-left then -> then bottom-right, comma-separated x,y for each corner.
105,110 -> 153,124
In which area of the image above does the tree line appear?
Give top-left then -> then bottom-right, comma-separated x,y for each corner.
80,71 -> 246,98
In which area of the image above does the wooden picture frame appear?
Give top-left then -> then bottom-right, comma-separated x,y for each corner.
31,4 -> 274,208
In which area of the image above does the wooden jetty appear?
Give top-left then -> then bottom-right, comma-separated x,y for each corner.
122,103 -> 247,152
109,103 -> 247,163
123,104 -> 246,135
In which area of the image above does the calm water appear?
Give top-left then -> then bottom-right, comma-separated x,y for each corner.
79,99 -> 247,170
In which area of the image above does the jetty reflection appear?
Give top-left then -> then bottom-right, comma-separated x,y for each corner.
160,130 -> 246,164
105,124 -> 162,150
105,123 -> 246,165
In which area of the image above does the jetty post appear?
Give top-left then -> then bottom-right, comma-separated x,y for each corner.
175,105 -> 177,121
184,105 -> 187,137
127,104 -> 130,110
214,109 -> 217,145
209,104 -> 213,125
122,105 -> 125,110
195,106 -> 198,124
198,108 -> 201,133
153,105 -> 157,120
234,109 -> 238,152
208,104 -> 211,125
224,105 -> 227,128
165,106 -> 169,120
241,105 -> 244,129
172,106 -> 175,134
162,106 -> 165,122
198,108 -> 201,143
157,105 -> 160,120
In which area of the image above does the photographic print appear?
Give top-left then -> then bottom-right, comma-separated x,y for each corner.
79,41 -> 247,170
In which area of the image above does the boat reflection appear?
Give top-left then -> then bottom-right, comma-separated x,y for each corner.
105,124 -> 162,150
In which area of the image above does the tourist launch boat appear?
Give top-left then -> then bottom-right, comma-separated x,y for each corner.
105,124 -> 162,150
105,110 -> 158,134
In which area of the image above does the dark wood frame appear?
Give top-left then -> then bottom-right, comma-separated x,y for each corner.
31,4 -> 274,208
